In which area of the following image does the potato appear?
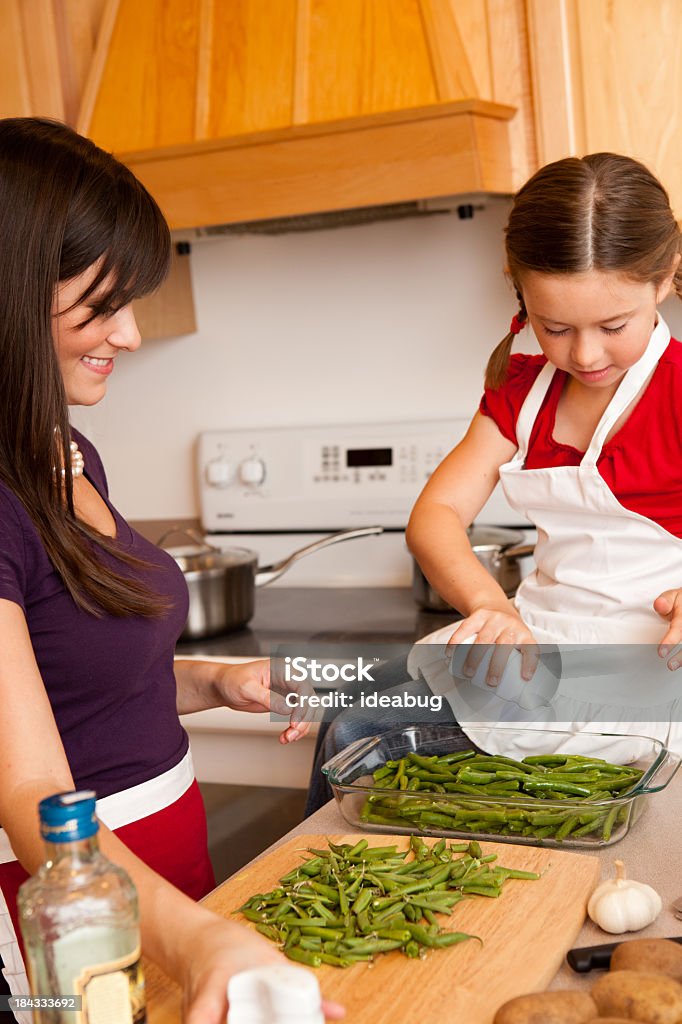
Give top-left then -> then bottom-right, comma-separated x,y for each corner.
493,990 -> 597,1024
611,940 -> 682,983
591,969 -> 682,1024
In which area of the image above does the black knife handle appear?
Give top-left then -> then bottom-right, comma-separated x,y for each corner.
568,936 -> 682,973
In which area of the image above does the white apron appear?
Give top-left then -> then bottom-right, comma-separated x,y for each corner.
410,317 -> 682,756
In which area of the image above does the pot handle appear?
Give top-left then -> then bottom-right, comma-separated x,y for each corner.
500,542 -> 535,561
156,525 -> 220,552
255,526 -> 383,587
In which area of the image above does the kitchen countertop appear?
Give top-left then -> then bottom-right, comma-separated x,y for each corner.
146,774 -> 682,1018
175,586 -> 457,657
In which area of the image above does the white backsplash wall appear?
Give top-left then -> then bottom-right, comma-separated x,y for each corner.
70,198 -> 682,521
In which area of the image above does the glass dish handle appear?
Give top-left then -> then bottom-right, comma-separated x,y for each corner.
321,735 -> 379,778
639,748 -> 681,793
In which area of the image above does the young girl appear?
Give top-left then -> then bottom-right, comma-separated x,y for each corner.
406,151 -> 682,739
306,152 -> 682,814
0,119 -> 343,1024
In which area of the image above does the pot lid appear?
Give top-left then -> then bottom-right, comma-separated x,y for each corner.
467,525 -> 524,551
164,544 -> 257,572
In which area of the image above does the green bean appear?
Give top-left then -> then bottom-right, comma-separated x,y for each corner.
461,884 -> 501,898
433,931 -> 480,948
376,928 -> 412,942
241,908 -> 267,923
309,880 -> 340,900
436,750 -> 476,765
300,857 -> 324,876
340,938 -> 405,954
497,868 -> 541,880
602,805 -> 620,842
458,768 -> 497,785
356,909 -> 372,934
571,817 -> 607,837
404,902 -> 418,922
523,755 -> 568,766
239,835 -> 542,968
285,947 -> 322,967
299,926 -> 345,939
419,811 -> 457,828
351,888 -> 373,915
407,753 -> 441,770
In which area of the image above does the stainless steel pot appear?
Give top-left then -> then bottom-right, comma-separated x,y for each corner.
159,526 -> 384,639
412,525 -> 534,613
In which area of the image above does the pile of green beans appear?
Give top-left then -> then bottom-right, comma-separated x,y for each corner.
236,836 -> 539,967
360,751 -> 644,844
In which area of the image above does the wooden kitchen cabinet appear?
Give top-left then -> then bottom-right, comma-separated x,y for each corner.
527,0 -> 682,216
78,0 -> 535,229
0,0 -> 105,125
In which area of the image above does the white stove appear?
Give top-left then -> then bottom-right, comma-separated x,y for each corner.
186,419 -> 533,786
197,418 -> 531,586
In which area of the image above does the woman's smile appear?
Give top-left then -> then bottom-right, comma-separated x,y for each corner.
80,354 -> 114,376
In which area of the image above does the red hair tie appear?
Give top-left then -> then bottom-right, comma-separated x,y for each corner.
510,313 -> 526,335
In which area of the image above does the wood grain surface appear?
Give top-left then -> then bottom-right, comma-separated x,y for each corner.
146,832 -> 600,1024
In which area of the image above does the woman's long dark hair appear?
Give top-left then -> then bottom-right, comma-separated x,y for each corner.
0,118 -> 171,615
487,153 -> 682,388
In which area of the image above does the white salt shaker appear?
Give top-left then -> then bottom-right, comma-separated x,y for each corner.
227,965 -> 325,1024
449,634 -> 559,710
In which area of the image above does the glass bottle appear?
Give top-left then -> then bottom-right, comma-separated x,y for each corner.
17,791 -> 145,1024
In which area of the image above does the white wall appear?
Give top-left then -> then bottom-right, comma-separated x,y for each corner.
70,197 -> 682,520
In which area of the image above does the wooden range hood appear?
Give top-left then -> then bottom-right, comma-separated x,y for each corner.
79,0 -> 532,231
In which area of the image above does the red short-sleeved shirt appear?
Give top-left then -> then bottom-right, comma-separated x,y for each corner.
479,339 -> 682,539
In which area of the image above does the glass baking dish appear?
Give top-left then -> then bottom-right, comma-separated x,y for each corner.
321,724 -> 680,848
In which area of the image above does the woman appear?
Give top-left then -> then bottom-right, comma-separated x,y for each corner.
0,118 -> 343,1023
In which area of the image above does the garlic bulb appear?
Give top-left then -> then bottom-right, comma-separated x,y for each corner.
587,859 -> 662,934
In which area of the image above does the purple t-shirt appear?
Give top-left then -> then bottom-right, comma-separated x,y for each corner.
0,429 -> 189,798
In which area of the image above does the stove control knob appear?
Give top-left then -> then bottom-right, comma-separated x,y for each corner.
239,456 -> 266,487
206,458 -> 232,488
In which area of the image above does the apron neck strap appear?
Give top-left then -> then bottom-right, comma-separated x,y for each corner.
515,360 -> 556,454
583,315 -> 670,467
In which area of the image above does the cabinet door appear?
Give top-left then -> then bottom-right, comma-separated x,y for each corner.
528,0 -> 682,213
0,0 -> 105,124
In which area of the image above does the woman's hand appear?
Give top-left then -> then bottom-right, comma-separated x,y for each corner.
654,589 -> 682,669
183,916 -> 345,1023
213,660 -> 313,743
446,605 -> 538,686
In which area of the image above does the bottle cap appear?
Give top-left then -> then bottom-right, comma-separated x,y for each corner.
227,965 -> 324,1023
38,791 -> 98,843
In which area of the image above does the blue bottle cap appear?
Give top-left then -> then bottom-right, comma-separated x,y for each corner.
38,791 -> 98,843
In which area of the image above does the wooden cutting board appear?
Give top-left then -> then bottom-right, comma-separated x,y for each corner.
146,833 -> 600,1023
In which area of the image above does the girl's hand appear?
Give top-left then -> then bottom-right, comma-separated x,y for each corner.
446,607 -> 538,686
654,589 -> 682,669
183,916 -> 345,1023
213,660 -> 313,743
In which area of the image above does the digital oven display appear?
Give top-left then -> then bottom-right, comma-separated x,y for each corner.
346,448 -> 393,468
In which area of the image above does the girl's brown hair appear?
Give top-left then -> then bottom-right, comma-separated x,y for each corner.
0,118 -> 171,616
486,153 -> 682,389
